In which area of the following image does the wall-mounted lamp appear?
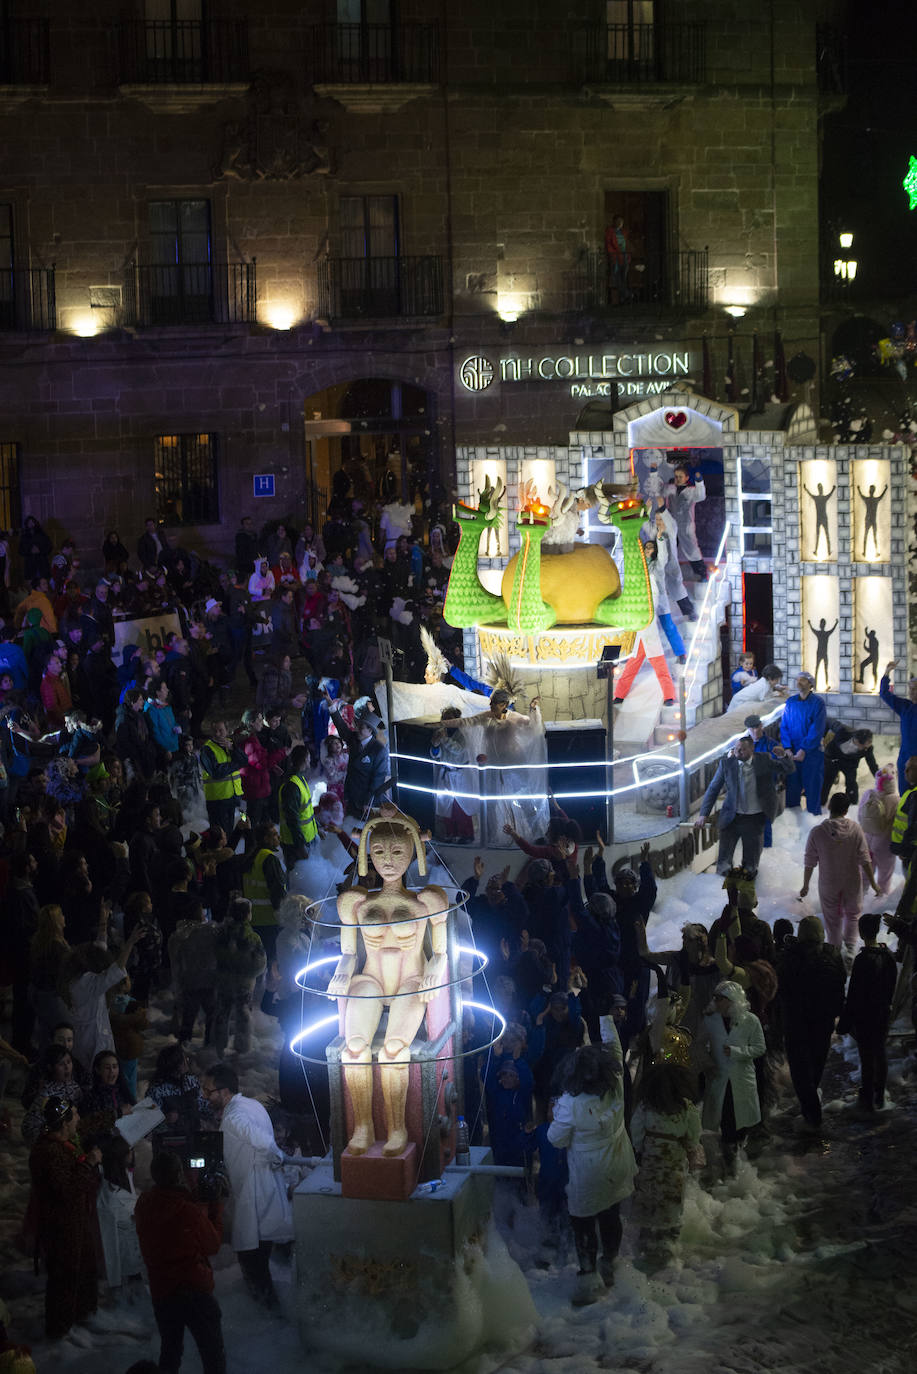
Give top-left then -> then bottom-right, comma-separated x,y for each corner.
839,231 -> 854,250
70,313 -> 99,338
724,304 -> 746,319
261,301 -> 301,331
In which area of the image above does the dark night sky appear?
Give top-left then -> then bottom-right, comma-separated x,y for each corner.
821,2 -> 917,298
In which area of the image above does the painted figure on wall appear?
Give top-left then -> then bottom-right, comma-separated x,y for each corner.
857,483 -> 888,559
808,616 -> 838,691
858,627 -> 880,688
803,480 -> 836,559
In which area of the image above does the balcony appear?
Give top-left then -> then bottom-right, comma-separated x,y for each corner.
125,261 -> 256,328
119,19 -> 248,101
560,247 -> 708,317
0,267 -> 56,331
0,17 -> 49,86
308,23 -> 439,112
572,23 -> 705,98
317,256 -> 444,322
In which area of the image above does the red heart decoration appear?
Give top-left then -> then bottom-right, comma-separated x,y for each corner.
664,411 -> 687,430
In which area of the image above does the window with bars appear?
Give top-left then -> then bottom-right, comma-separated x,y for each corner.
148,199 -> 212,324
154,432 -> 219,525
0,443 -> 20,532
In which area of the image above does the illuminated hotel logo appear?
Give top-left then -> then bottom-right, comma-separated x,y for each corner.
460,355 -> 495,391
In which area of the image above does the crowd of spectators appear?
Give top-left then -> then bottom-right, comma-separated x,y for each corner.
0,497 -> 912,1357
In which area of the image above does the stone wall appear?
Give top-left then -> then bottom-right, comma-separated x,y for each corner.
0,0 -> 833,553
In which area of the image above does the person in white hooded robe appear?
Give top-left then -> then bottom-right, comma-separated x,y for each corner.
700,979 -> 765,1176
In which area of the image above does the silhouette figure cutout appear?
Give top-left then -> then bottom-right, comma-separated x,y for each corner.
858,626 -> 880,688
857,483 -> 888,559
803,481 -> 836,559
808,616 -> 838,691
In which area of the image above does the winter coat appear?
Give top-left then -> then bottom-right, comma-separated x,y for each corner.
483,1055 -> 534,1167
700,1006 -> 765,1132
213,918 -> 267,995
97,1177 -> 143,1287
134,1185 -> 223,1300
109,994 -> 147,1062
220,1092 -> 293,1251
804,815 -> 871,895
144,699 -> 180,756
777,939 -> 846,1033
547,1085 -> 636,1217
40,670 -> 72,729
115,707 -> 157,780
241,732 -> 274,801
168,919 -> 218,994
839,944 -> 898,1033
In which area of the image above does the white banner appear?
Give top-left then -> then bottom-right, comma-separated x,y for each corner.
112,613 -> 183,663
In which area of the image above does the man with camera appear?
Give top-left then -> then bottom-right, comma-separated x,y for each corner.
134,1149 -> 226,1374
201,1062 -> 293,1310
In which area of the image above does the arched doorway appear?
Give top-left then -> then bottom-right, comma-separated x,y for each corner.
303,377 -> 440,524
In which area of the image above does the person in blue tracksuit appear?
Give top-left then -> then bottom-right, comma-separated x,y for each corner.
878,659 -> 917,795
779,673 -> 827,815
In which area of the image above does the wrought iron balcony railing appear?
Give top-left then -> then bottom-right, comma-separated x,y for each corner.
561,247 -> 709,316
572,23 -> 706,85
0,16 -> 49,84
317,256 -> 444,320
125,261 -> 256,327
0,267 -> 56,331
307,23 -> 440,85
119,19 -> 249,85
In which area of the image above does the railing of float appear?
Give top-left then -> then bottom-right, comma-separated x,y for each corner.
390,521 -> 789,828
390,701 -> 787,810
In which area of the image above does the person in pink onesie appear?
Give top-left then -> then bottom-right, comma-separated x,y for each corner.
800,793 -> 879,964
857,764 -> 899,896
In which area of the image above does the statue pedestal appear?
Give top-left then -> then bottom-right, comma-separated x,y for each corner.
341,1140 -> 417,1202
293,1148 -> 537,1371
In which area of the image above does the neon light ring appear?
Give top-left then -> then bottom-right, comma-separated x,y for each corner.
289,999 -> 507,1068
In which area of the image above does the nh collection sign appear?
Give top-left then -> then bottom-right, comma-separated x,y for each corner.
458,348 -> 698,400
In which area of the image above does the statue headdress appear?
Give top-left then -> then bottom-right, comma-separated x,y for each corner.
357,813 -> 427,879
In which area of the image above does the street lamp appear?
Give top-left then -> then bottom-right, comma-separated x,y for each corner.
834,231 -> 857,284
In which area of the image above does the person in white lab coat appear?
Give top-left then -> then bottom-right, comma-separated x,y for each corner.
201,1062 -> 293,1309
700,980 -> 765,1175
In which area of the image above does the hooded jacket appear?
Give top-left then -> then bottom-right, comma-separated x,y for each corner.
776,935 -> 845,1030
134,1185 -> 222,1300
803,815 -> 871,891
547,1079 -> 636,1217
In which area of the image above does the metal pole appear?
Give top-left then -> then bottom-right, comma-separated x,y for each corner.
606,668 -> 615,844
378,636 -> 398,806
678,671 -> 689,821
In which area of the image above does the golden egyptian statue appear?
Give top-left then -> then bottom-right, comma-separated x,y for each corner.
327,815 -> 448,1157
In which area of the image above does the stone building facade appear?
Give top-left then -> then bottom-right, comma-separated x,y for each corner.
0,0 -> 843,566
